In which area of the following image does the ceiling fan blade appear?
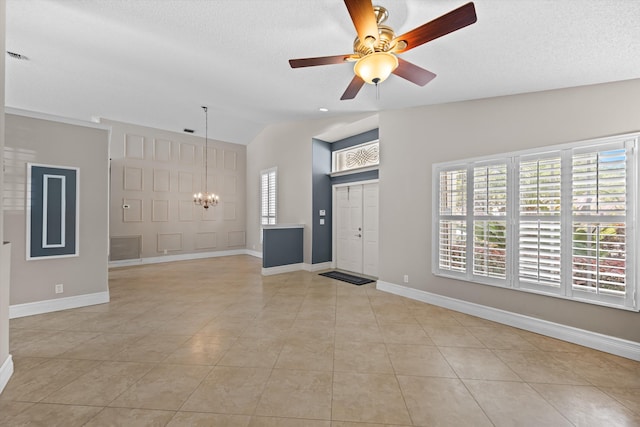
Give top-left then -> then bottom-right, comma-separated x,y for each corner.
392,57 -> 436,86
392,2 -> 477,53
289,54 -> 353,68
344,0 -> 378,47
340,75 -> 365,100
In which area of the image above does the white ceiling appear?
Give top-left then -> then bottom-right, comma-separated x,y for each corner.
6,0 -> 640,145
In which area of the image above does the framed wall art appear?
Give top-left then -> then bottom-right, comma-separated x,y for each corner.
26,163 -> 80,260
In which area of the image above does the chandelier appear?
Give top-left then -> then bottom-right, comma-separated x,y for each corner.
193,106 -> 219,209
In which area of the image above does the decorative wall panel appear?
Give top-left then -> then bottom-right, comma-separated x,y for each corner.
223,202 -> 236,221
178,200 -> 194,222
154,138 -> 172,162
228,231 -> 246,247
125,134 -> 144,159
178,172 -> 193,193
157,233 -> 182,252
207,147 -> 218,169
123,166 -> 143,191
195,232 -> 217,249
201,205 -> 217,221
180,143 -> 196,164
224,150 -> 237,171
26,163 -> 79,259
151,199 -> 169,222
223,175 -> 237,195
153,169 -> 170,192
123,198 -> 143,222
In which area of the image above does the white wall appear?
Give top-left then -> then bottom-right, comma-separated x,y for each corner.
0,0 -> 10,394
3,113 -> 110,310
378,78 -> 640,343
246,113 -> 371,263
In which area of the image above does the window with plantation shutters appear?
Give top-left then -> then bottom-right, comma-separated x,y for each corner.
571,143 -> 628,301
260,168 -> 277,226
473,164 -> 507,279
438,169 -> 467,273
433,133 -> 637,311
518,155 -> 562,289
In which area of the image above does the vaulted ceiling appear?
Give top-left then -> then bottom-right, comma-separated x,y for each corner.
6,0 -> 640,144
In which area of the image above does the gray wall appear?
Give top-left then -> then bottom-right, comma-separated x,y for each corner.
0,0 -> 9,380
3,113 -> 110,306
105,119 -> 247,260
378,78 -> 640,342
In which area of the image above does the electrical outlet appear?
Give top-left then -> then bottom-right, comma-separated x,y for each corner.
163,249 -> 168,255
403,275 -> 409,283
55,284 -> 64,294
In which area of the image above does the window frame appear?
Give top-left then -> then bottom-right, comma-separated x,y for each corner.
432,133 -> 638,311
260,167 -> 277,227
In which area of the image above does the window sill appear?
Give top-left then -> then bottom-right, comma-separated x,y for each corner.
329,165 -> 379,178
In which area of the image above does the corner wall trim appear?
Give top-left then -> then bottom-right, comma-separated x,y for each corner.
9,291 -> 110,319
304,262 -> 332,272
0,355 -> 13,394
246,250 -> 262,259
377,280 -> 640,361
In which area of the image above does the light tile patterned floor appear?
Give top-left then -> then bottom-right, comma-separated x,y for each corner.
2,255 -> 640,426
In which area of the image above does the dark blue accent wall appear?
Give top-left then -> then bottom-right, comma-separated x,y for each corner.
310,128 -> 379,266
263,227 -> 304,268
312,138 -> 332,264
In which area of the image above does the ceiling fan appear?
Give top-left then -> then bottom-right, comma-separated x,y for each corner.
288,0 -> 477,100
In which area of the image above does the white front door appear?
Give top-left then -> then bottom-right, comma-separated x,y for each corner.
335,183 -> 378,276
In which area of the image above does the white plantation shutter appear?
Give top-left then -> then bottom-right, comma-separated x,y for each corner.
571,143 -> 628,299
518,155 -> 562,288
433,133 -> 637,311
437,169 -> 467,274
260,168 -> 276,225
472,164 -> 507,279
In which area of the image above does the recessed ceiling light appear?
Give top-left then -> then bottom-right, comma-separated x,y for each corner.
319,108 -> 329,112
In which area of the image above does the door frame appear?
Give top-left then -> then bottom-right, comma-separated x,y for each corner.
331,178 -> 379,272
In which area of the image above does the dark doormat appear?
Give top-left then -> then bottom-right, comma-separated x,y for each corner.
319,271 -> 375,286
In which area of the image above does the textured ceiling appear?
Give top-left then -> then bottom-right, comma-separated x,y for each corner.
6,0 -> 640,144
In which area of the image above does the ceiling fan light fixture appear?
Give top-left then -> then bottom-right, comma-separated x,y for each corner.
354,51 -> 398,85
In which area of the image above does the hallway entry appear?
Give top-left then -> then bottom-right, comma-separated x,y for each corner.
335,182 -> 379,277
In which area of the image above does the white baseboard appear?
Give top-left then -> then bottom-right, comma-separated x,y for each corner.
0,355 -> 13,394
9,291 -> 110,319
377,280 -> 640,362
304,262 -> 333,272
262,263 -> 305,276
109,249 -> 249,268
246,250 -> 262,259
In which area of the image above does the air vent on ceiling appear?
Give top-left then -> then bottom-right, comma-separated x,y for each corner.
184,128 -> 194,133
7,51 -> 28,60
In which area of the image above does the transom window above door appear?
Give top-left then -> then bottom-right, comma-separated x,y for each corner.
332,140 -> 379,173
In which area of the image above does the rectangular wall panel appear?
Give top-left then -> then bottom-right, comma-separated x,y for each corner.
195,232 -> 217,250
228,231 -> 246,247
153,169 -> 170,192
154,138 -> 172,161
207,147 -> 218,169
223,175 -> 237,195
123,198 -> 143,222
157,233 -> 182,252
180,143 -> 196,164
224,150 -> 237,171
178,171 -> 193,193
151,199 -> 169,222
201,205 -> 217,221
125,134 -> 144,159
123,166 -> 143,191
223,202 -> 236,221
179,200 -> 194,221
